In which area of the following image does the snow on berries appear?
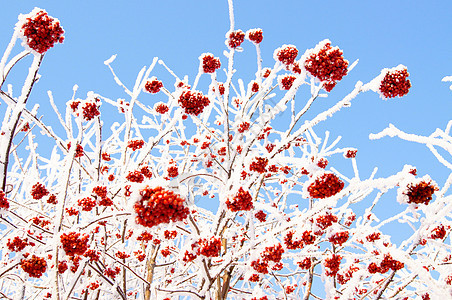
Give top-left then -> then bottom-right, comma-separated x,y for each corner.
60,232 -> 89,256
155,102 -> 169,114
200,53 -> 221,73
0,190 -> 10,210
246,28 -> 263,44
278,74 -> 296,90
133,186 -> 189,228
226,29 -> 245,49
274,45 -> 298,66
307,172 -> 345,199
144,77 -> 163,94
304,40 -> 349,92
379,67 -> 411,98
31,182 -> 49,200
398,175 -> 438,205
226,187 -> 253,212
178,90 -> 210,116
17,8 -> 64,54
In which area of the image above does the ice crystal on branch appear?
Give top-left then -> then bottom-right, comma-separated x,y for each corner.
17,8 -> 64,54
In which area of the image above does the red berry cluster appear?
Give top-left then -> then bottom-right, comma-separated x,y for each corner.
344,149 -> 357,159
101,152 -> 111,161
337,265 -> 360,285
126,170 -> 144,183
255,210 -> 267,222
304,42 -> 348,92
366,232 -> 381,242
249,157 -> 268,173
167,166 -> 179,178
47,194 -> 57,204
0,190 -> 9,209
20,9 -> 64,54
104,267 -> 121,279
31,216 -> 51,228
368,254 -> 404,274
144,79 -> 163,94
328,231 -> 349,246
201,53 -> 221,73
297,257 -> 312,270
155,103 -> 169,114
77,197 -> 96,211
316,213 -> 338,231
227,30 -> 245,49
7,236 -> 30,252
279,75 -> 296,90
316,158 -> 328,169
212,83 -> 225,95
164,230 -> 177,239
238,122 -> 250,133
116,251 -> 130,260
379,68 -> 411,98
324,254 -> 342,276
20,255 -> 47,278
137,231 -> 153,242
87,281 -> 100,291
58,261 -> 68,273
430,224 -> 447,240
262,68 -> 271,78
404,180 -> 438,205
251,297 -> 268,300
276,45 -> 298,66
92,186 -> 107,198
307,173 -> 344,199
84,249 -> 100,262
178,90 -> 210,116
261,244 -> 284,262
198,237 -> 222,257
248,274 -> 260,282
251,259 -> 269,274
82,102 -> 100,121
283,231 -> 302,250
246,29 -> 263,44
60,232 -> 89,256
31,182 -> 49,200
251,82 -> 260,93
133,186 -> 189,228
226,187 -> 253,212
128,139 -> 145,151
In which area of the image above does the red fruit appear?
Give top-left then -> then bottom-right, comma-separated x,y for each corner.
31,182 -> 49,200
144,78 -> 163,94
60,232 -> 89,256
304,41 -> 348,92
155,103 -> 169,114
82,102 -> 100,121
19,9 -> 64,54
278,75 -> 296,90
275,45 -> 298,66
77,197 -> 96,211
404,180 -> 438,205
226,187 -> 253,212
178,90 -> 210,116
21,255 -> 47,278
127,139 -> 145,151
254,210 -> 267,222
200,53 -> 221,73
307,173 -> 344,199
0,190 -> 10,209
226,30 -> 245,49
249,157 -> 268,174
246,28 -> 263,44
324,254 -> 342,276
379,68 -> 411,98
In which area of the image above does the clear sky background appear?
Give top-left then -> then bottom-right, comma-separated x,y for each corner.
0,1 -> 451,297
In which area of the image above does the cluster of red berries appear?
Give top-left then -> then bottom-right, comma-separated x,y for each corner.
101,152 -> 111,161
126,170 -> 144,183
261,244 -> 284,262
77,197 -> 96,211
178,90 -> 210,116
249,157 -> 268,173
430,225 -> 447,240
84,249 -> 100,262
167,166 -> 179,178
246,28 -> 263,44
58,261 -> 68,273
200,53 -> 221,73
345,149 -> 357,158
279,75 -> 296,90
212,83 -> 225,95
7,236 -> 32,252
115,251 -> 130,259
404,180 -> 438,205
237,122 -> 250,133
366,232 -> 381,242
0,190 -> 9,210
104,267 -> 121,279
324,254 -> 342,276
198,237 -> 222,257
82,102 -> 100,121
297,257 -> 312,270
251,259 -> 269,274
226,30 -> 245,49
251,297 -> 268,300
275,45 -> 298,66
251,81 -> 260,93
164,230 -> 177,239
67,142 -> 84,158
305,42 -> 348,92
316,213 -> 338,231
284,231 -> 303,249
307,173 -> 344,199
254,210 -> 267,222
47,194 -> 57,204
316,158 -> 328,169
31,216 -> 51,229
155,103 -> 169,114
144,79 -> 163,94
31,182 -> 49,200
137,231 -> 153,242
226,187 -> 253,212
128,139 -> 145,151
133,186 -> 189,228
20,9 -> 64,54
60,232 -> 89,256
328,231 -> 349,246
20,255 -> 47,278
379,68 -> 411,98
368,254 -> 404,274
337,265 -> 360,285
